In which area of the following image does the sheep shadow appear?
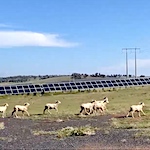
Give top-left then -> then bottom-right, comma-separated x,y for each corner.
113,114 -> 127,119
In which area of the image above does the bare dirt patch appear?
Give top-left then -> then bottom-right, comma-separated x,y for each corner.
0,115 -> 150,149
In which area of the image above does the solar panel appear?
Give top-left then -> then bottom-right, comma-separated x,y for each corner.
93,84 -> 98,88
0,87 -> 4,90
66,86 -> 72,90
147,81 -> 150,84
98,84 -> 103,88
42,84 -> 48,88
29,84 -> 35,88
50,87 -> 55,91
72,86 -> 77,89
61,87 -> 67,91
11,86 -> 17,90
0,90 -> 6,95
24,88 -> 30,93
12,90 -> 18,94
1,77 -> 150,95
96,81 -> 101,84
43,88 -> 50,92
70,82 -> 75,86
6,90 -> 12,94
30,88 -> 36,93
48,84 -> 52,87
23,85 -> 29,89
60,83 -> 64,86
56,87 -> 61,91
5,86 -> 11,90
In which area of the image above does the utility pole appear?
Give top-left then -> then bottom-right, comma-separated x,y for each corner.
134,48 -> 140,78
123,48 -> 140,78
122,48 -> 130,78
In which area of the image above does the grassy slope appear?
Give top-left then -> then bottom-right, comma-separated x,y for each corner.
0,75 -> 117,85
0,86 -> 150,128
0,76 -> 72,85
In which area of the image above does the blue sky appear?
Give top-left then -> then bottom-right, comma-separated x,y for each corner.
0,0 -> 150,77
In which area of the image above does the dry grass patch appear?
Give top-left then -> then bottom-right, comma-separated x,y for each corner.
111,116 -> 150,129
0,122 -> 5,130
32,125 -> 98,138
133,129 -> 150,138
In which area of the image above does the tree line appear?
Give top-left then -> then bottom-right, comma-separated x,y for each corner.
0,73 -> 145,83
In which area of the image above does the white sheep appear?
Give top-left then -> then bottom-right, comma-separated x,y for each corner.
80,100 -> 96,115
43,100 -> 61,114
126,102 -> 146,118
12,102 -> 30,118
93,97 -> 109,115
0,103 -> 9,118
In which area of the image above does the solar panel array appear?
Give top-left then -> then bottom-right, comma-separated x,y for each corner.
0,77 -> 150,95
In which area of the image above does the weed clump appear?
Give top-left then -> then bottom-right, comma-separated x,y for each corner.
57,125 -> 96,138
33,125 -> 97,138
0,122 -> 5,130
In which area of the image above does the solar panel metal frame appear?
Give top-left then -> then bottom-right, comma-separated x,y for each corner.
1,77 -> 150,95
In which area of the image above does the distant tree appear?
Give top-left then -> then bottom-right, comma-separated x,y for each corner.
71,73 -> 81,79
83,74 -> 88,78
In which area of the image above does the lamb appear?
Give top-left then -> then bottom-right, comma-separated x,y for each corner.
0,103 -> 9,118
80,100 -> 96,115
126,102 -> 146,118
43,100 -> 61,114
12,103 -> 30,118
93,97 -> 109,115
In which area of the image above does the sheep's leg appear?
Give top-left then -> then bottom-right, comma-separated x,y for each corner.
15,111 -> 18,118
22,111 -> 25,117
2,111 -> 5,118
85,108 -> 91,115
98,108 -> 103,115
43,106 -> 48,114
92,107 -> 97,115
131,112 -> 135,118
80,107 -> 84,114
126,112 -> 129,117
12,110 -> 15,117
104,107 -> 108,112
13,108 -> 19,118
138,112 -> 141,117
43,108 -> 47,114
55,108 -> 58,113
47,109 -> 51,114
88,108 -> 92,114
25,110 -> 30,116
141,110 -> 146,116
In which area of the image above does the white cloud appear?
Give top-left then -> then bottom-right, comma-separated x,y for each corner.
98,59 -> 150,76
0,31 -> 78,48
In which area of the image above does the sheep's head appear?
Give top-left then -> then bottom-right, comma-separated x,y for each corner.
103,97 -> 108,101
103,99 -> 109,104
91,100 -> 96,103
56,101 -> 61,104
139,102 -> 145,106
4,103 -> 9,107
24,103 -> 30,107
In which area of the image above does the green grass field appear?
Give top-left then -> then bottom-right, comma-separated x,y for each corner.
1,86 -> 150,129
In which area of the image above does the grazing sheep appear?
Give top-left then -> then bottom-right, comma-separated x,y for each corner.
126,102 -> 146,118
12,103 -> 30,118
80,100 -> 96,115
43,101 -> 61,114
0,103 -> 9,118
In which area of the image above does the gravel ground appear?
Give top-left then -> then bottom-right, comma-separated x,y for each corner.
0,115 -> 150,149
